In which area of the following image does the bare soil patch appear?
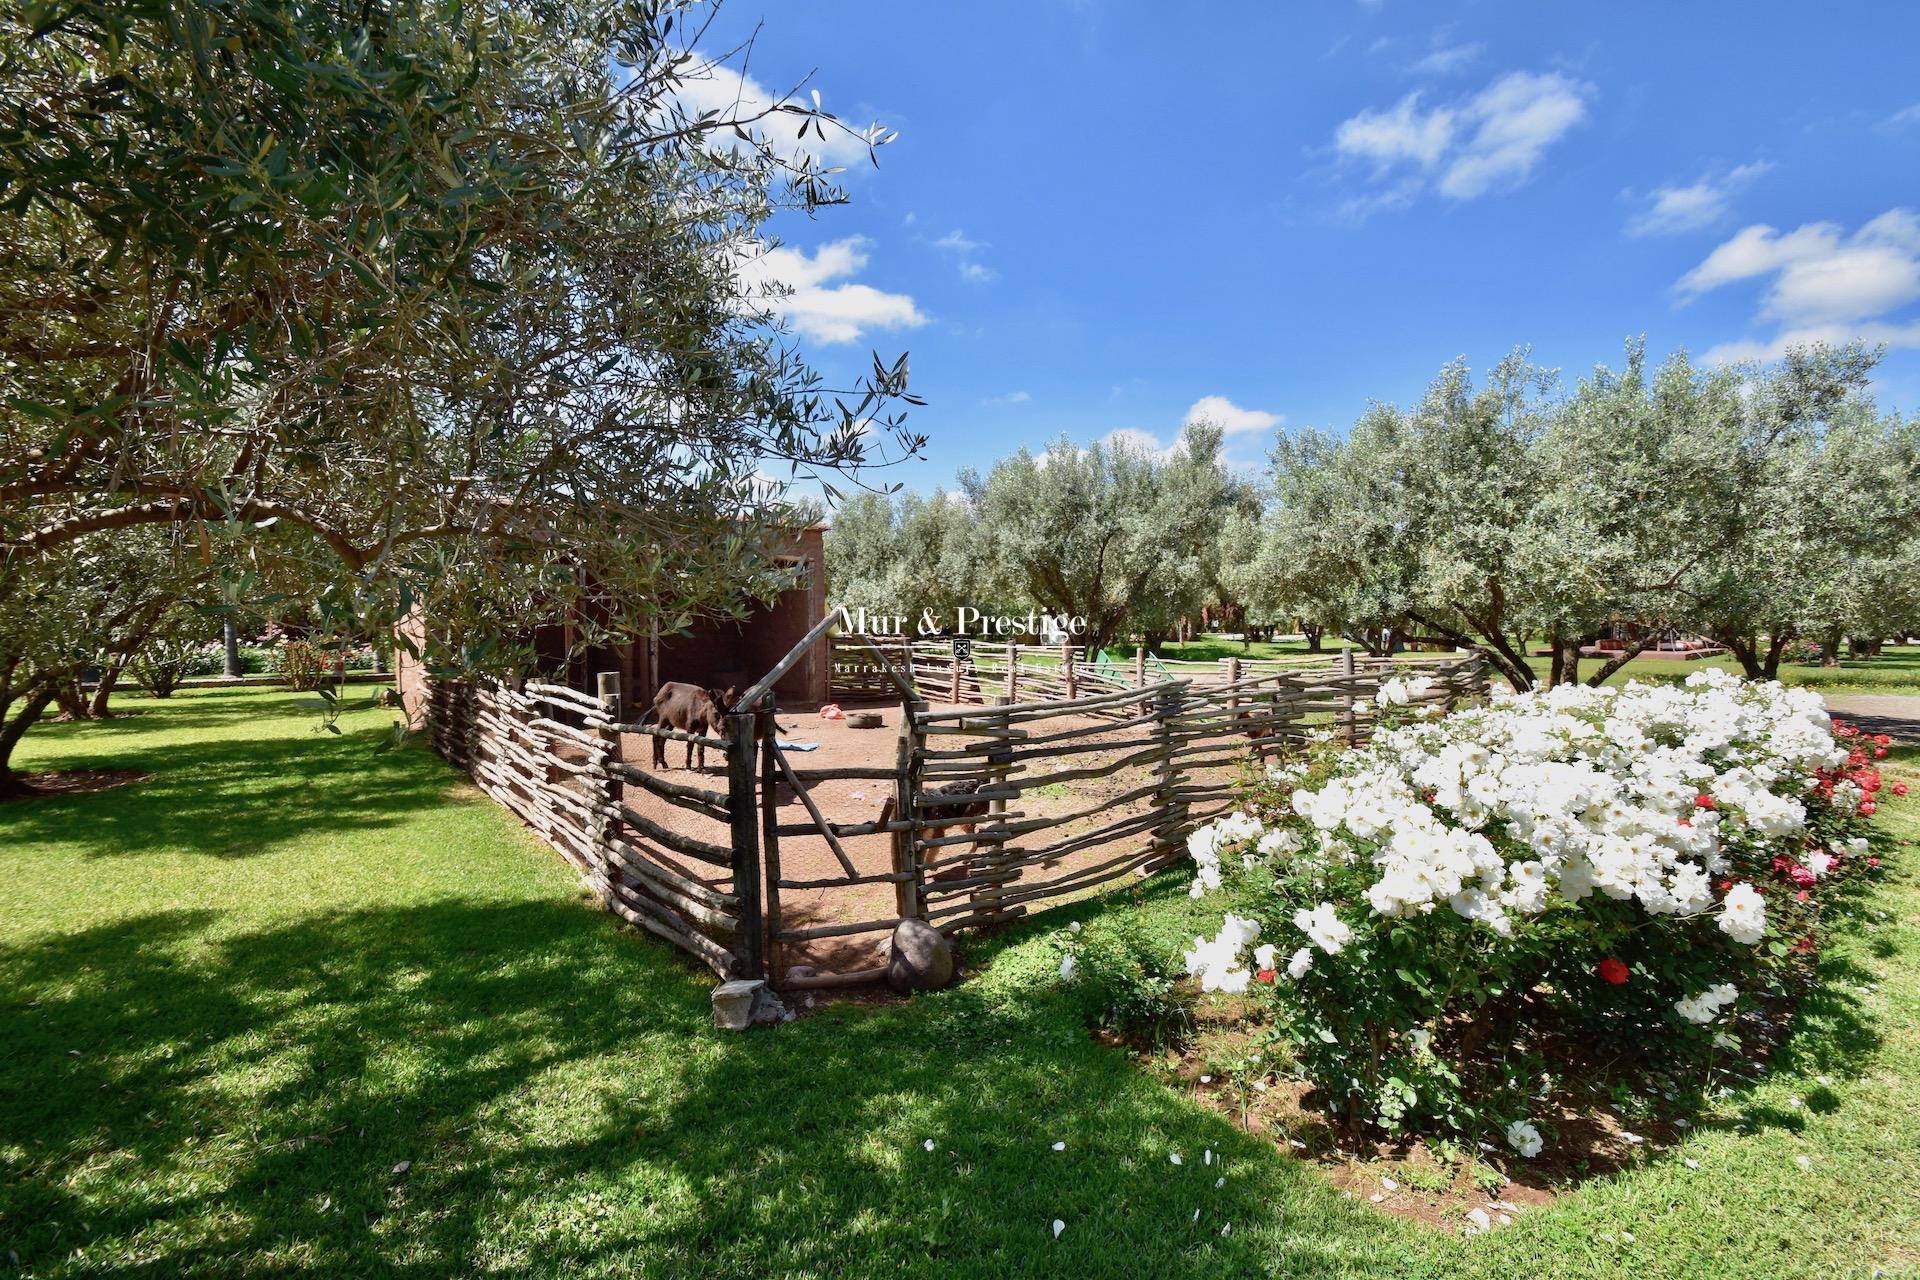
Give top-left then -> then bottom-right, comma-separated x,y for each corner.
1,768 -> 151,803
1134,987 -> 1767,1235
617,696 -> 1257,979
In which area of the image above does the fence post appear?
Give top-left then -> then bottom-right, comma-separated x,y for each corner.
1340,646 -> 1357,744
1150,681 -> 1188,869
1062,643 -> 1076,698
969,703 -> 1019,925
892,704 -> 924,921
1226,656 -> 1241,710
1006,643 -> 1019,702
759,709 -> 786,985
1135,646 -> 1148,715
593,671 -> 622,869
725,712 -> 765,981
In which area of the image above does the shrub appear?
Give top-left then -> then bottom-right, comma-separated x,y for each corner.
278,640 -> 326,691
1781,638 -> 1825,665
1057,918 -> 1196,1050
1181,670 -> 1891,1152
234,644 -> 274,675
129,635 -> 209,698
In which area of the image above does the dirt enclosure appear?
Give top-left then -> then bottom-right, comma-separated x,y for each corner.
624,695 -> 1231,976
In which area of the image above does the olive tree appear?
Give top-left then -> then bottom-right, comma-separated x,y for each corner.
1683,387 -> 1919,674
2,0 -> 921,683
824,488 -> 982,628
961,425 -> 1233,657
1265,343 -> 1881,690
0,530 -> 209,790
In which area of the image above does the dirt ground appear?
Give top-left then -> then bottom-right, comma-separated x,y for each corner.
618,696 -> 1255,979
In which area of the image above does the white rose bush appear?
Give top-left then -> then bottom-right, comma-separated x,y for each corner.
1180,669 -> 1899,1146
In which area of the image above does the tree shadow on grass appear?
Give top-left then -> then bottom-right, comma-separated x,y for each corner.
0,727 -> 458,860
0,895 -> 1417,1279
23,686 -> 375,746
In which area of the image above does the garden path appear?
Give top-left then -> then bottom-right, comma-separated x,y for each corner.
1824,693 -> 1920,743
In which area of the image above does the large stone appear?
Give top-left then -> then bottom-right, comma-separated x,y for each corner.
714,979 -> 790,1030
712,979 -> 770,1030
886,919 -> 955,993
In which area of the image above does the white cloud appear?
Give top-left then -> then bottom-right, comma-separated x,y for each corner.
983,390 -> 1031,407
931,228 -> 995,284
1438,72 -> 1591,199
1102,428 -> 1173,458
1183,395 -> 1283,436
1890,103 -> 1920,127
1626,162 -> 1771,237
1703,319 -> 1920,365
736,237 -> 925,345
1409,42 -> 1484,76
1334,71 -> 1591,205
1335,93 -> 1455,171
1680,209 -> 1920,363
670,61 -> 884,170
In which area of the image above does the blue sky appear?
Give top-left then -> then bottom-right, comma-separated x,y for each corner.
690,1 -> 1920,494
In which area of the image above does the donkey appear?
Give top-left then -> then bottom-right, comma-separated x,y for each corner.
880,778 -> 993,883
644,681 -> 736,771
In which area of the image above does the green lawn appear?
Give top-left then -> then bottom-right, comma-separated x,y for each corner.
2,689 -> 1916,1277
1155,638 -> 1920,697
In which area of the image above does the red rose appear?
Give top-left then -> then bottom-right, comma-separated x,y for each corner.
1597,958 -> 1630,985
1869,857 -> 1882,868
1796,889 -> 1810,902
1677,817 -> 1693,828
1256,968 -> 1277,984
1875,734 -> 1893,746
1860,801 -> 1877,816
1895,782 -> 1910,797
1694,794 -> 1717,810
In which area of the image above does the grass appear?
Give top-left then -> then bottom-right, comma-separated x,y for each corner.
1154,638 -> 1920,698
2,688 -> 1917,1277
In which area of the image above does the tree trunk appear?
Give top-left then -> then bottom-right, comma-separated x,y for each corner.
1721,634 -> 1765,680
1820,627 -> 1843,668
1556,638 -> 1582,689
88,662 -> 124,719
54,673 -> 91,721
0,683 -> 60,796
1585,632 -> 1657,687
1343,629 -> 1388,658
1762,632 -> 1791,681
223,619 -> 242,678
1302,624 -> 1323,654
1141,629 -> 1167,656
1477,631 -> 1537,692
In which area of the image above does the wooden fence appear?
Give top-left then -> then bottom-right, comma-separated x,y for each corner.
428,631 -> 1488,989
428,676 -> 762,979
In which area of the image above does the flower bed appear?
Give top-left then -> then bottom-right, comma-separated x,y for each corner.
1135,670 -> 1896,1158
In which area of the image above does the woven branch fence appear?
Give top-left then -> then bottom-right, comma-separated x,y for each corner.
427,631 -> 1488,988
